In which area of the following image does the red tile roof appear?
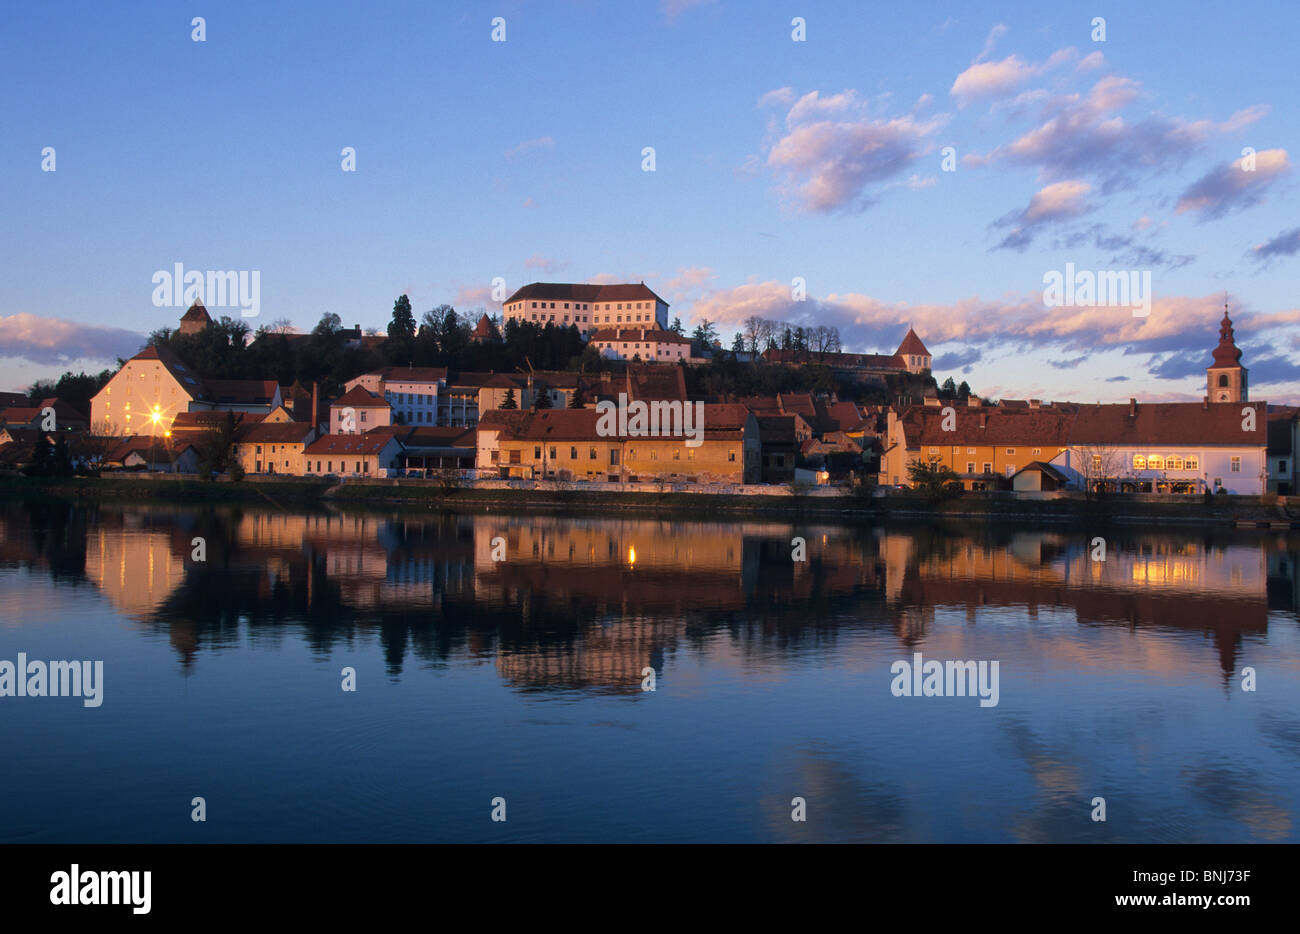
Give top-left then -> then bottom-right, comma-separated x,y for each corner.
236,422 -> 316,444
374,366 -> 448,383
1070,401 -> 1266,446
895,327 -> 930,358
180,300 -> 212,323
304,429 -> 401,456
330,385 -> 391,409
504,282 -> 668,307
589,327 -> 691,344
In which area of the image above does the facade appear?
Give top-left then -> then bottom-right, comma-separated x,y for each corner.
89,344 -> 281,436
232,421 -> 317,475
502,282 -> 669,337
1266,408 -> 1297,495
329,385 -> 392,434
303,429 -> 403,477
880,400 -> 1075,490
345,366 -> 449,427
178,300 -> 212,335
477,406 -> 760,484
588,327 -> 691,363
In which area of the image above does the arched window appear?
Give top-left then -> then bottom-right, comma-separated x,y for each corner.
1148,455 -> 1164,470
1218,374 -> 1229,387
1133,454 -> 1146,470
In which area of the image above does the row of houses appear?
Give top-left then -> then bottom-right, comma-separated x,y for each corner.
3,302 -> 1295,495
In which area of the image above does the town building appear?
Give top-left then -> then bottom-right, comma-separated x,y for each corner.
329,385 -> 391,434
345,366 -> 449,427
588,327 -> 691,363
89,345 -> 282,436
178,300 -> 212,335
303,428 -> 403,477
502,282 -> 669,336
232,421 -> 318,475
476,405 -> 760,484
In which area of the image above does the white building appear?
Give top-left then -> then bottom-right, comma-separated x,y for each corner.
588,327 -> 691,363
502,282 -> 668,337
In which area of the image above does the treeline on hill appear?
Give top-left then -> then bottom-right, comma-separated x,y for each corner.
27,295 -> 969,410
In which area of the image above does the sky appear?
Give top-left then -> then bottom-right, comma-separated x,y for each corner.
1,0 -> 1298,403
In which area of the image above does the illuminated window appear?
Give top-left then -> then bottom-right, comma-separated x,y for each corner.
1231,456 -> 1241,472
1133,454 -> 1146,470
1148,455 -> 1163,470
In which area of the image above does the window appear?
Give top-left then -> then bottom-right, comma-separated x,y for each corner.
549,446 -> 556,460
570,446 -> 577,460
967,448 -> 975,455
1185,456 -> 1199,471
650,450 -> 658,461
1169,456 -> 1183,470
1006,464 -> 1016,477
1032,448 -> 1041,455
1282,460 -> 1290,473
982,462 -> 992,474
966,462 -> 975,473
688,449 -> 695,461
1006,448 -> 1015,455
1219,374 -> 1229,387
1133,454 -> 1146,470
928,447 -> 939,455
360,411 -> 367,422
729,451 -> 736,462
1091,454 -> 1102,470
1148,455 -> 1163,470
534,446 -> 541,460
673,449 -> 680,460
1231,456 -> 1241,473
589,448 -> 597,460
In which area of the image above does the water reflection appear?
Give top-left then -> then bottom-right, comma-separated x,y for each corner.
1,503 -> 1296,686
1,501 -> 1297,842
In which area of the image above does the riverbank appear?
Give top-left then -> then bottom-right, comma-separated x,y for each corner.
1,474 -> 1297,528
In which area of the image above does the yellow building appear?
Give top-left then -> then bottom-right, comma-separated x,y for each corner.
232,421 -> 317,475
478,406 -> 760,484
880,400 -> 1074,490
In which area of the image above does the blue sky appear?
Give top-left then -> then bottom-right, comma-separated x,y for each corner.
2,0 -> 1298,402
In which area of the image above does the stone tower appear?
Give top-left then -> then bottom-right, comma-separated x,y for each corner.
1207,300 -> 1247,403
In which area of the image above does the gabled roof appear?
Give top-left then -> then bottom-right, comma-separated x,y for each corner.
896,327 -> 930,358
1070,401 -> 1266,446
202,379 -> 279,406
1012,461 -> 1069,483
304,428 -> 401,456
106,436 -> 197,464
899,405 -> 1075,447
169,411 -> 264,434
449,371 -> 525,390
397,426 -> 477,449
755,414 -> 797,445
236,422 -> 316,445
504,282 -> 668,307
330,385 -> 391,409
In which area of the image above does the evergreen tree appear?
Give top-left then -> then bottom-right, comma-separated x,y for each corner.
388,294 -> 416,340
501,388 -> 518,410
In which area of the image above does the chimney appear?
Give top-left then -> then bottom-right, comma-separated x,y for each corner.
1128,398 -> 1137,417
1203,396 -> 1209,409
966,396 -> 980,408
1028,399 -> 1040,409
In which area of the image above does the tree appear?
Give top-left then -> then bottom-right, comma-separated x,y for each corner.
940,377 -> 957,399
731,332 -> 745,354
501,388 -> 518,410
957,380 -> 971,401
670,316 -> 685,335
534,385 -> 553,409
568,382 -> 587,409
692,319 -> 718,347
906,456 -> 964,503
312,312 -> 342,336
196,411 -> 238,478
388,294 -> 416,341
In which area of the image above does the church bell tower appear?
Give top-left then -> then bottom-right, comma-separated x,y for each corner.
1207,298 -> 1247,403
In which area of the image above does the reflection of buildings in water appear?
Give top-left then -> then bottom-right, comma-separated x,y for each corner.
83,526 -> 187,617
886,528 -> 1283,672
494,615 -> 674,694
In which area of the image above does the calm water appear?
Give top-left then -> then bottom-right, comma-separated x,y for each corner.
1,500 -> 1298,843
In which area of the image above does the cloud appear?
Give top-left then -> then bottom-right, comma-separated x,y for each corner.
1176,149 -> 1290,219
523,254 -> 566,275
686,282 -> 1300,382
664,266 -> 716,301
761,89 -> 944,213
975,24 -> 1008,62
994,180 -> 1093,251
504,136 -> 554,160
453,285 -> 496,309
1048,356 -> 1088,370
968,76 -> 1268,193
1251,227 -> 1300,265
0,313 -> 144,366
933,347 -> 982,370
951,55 -> 1038,102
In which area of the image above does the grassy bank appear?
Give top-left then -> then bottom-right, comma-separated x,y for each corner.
0,475 -> 1294,527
